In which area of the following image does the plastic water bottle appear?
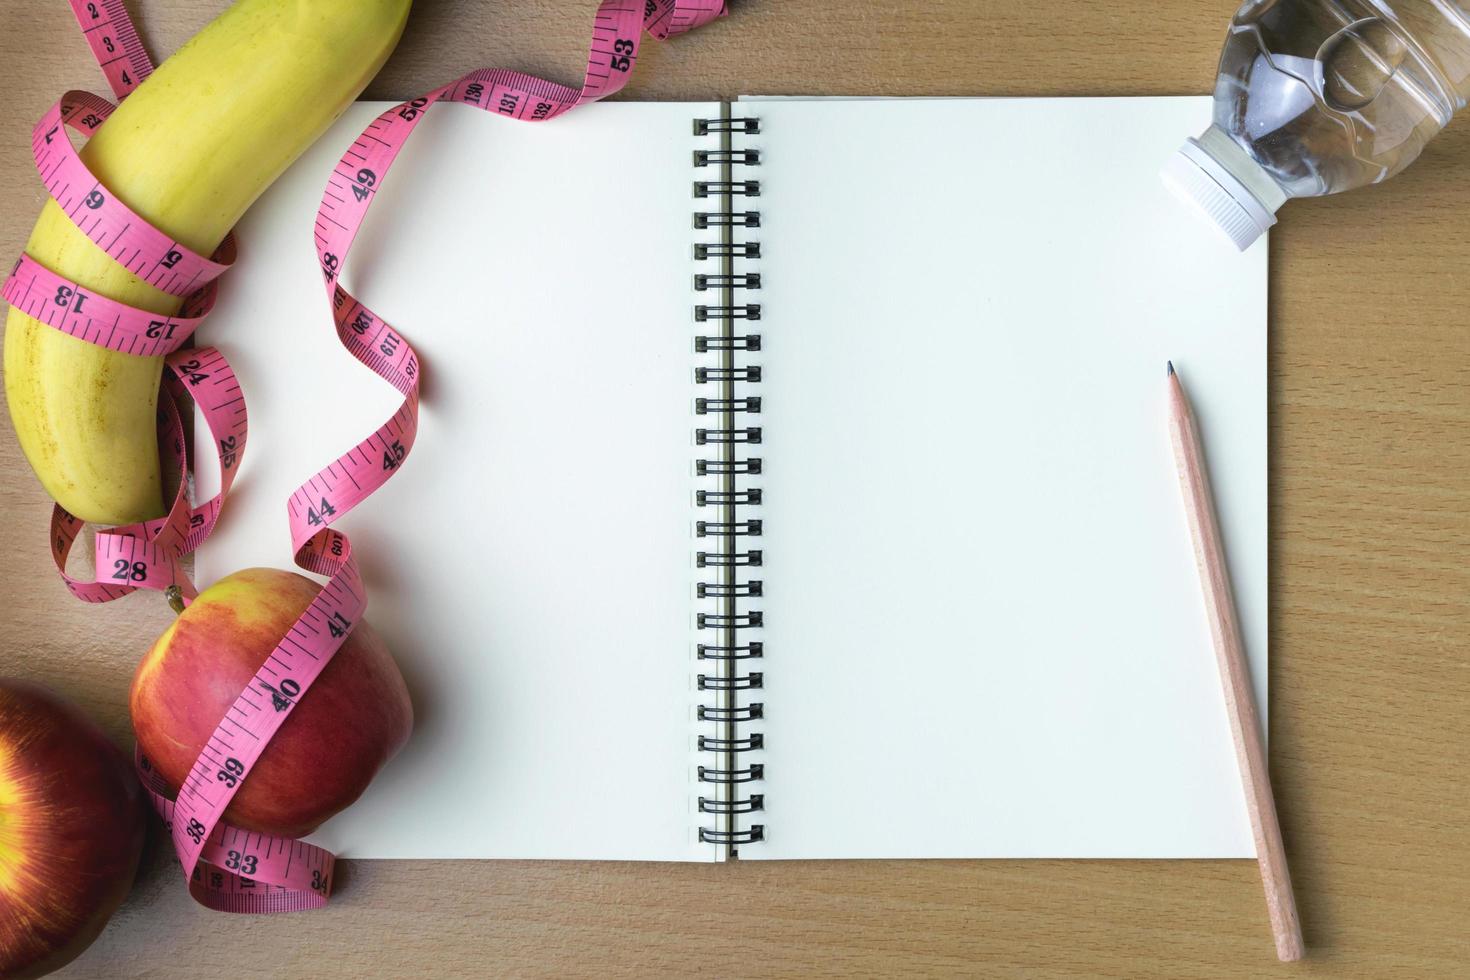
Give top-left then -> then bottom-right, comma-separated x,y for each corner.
1163,0 -> 1470,249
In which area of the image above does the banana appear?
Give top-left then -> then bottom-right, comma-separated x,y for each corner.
4,0 -> 412,525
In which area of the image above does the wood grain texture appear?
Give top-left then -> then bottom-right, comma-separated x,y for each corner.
0,1 -> 1466,976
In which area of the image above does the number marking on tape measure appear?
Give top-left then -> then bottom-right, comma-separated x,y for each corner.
69,0 -> 153,99
10,0 -> 726,913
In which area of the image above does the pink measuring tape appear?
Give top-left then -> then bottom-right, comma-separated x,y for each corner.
5,0 -> 725,913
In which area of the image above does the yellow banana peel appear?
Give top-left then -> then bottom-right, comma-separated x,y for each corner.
4,0 -> 412,525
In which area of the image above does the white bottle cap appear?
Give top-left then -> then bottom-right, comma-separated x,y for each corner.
1161,137 -> 1278,251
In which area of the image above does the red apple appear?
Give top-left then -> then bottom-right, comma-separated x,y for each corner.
130,567 -> 413,839
0,680 -> 145,979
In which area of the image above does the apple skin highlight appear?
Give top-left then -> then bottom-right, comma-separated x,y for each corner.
131,567 -> 414,839
0,680 -> 147,980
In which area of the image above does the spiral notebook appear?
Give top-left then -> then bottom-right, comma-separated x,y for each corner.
196,95 -> 1267,861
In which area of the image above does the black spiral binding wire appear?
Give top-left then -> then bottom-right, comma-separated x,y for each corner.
694,107 -> 764,851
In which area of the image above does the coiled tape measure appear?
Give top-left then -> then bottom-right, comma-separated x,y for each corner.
3,0 -> 725,912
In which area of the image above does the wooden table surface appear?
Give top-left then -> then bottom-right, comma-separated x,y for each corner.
2,1 -> 1467,976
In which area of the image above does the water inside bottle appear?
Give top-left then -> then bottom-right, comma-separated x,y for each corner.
1165,1 -> 1470,247
1318,18 -> 1410,112
1217,0 -> 1467,197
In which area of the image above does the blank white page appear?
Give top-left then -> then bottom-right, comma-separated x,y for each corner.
740,97 -> 1267,858
197,101 -> 721,860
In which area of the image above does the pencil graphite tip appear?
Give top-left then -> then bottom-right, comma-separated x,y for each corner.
1166,360 -> 1175,377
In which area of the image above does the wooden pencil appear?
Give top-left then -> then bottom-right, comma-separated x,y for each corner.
1166,361 -> 1304,962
